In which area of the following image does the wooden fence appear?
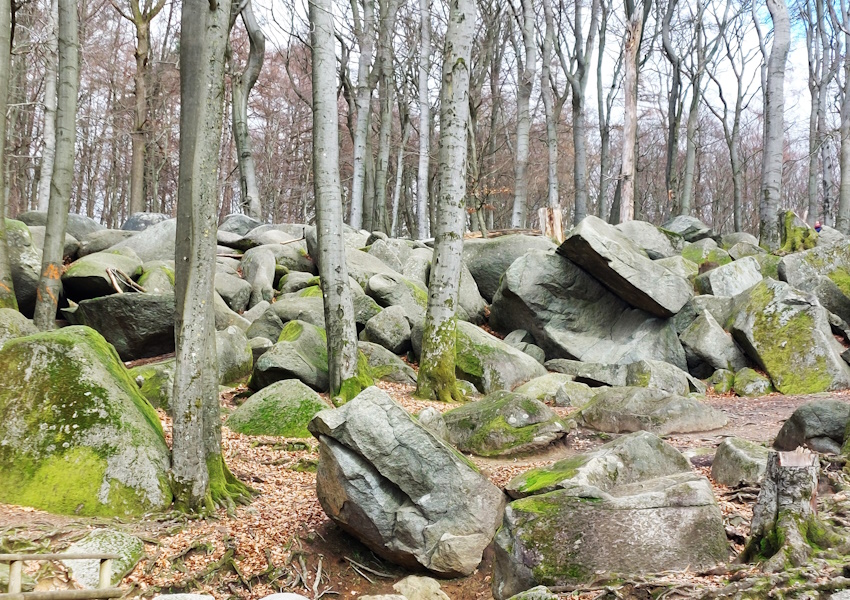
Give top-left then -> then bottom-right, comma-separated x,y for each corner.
0,554 -> 123,600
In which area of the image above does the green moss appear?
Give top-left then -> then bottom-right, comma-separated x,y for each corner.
779,211 -> 818,254
415,318 -> 464,402
278,320 -> 304,342
512,455 -> 591,494
174,453 -> 253,515
129,361 -> 174,410
681,245 -> 732,267
756,254 -> 781,279
334,351 -> 374,406
227,385 -> 327,437
404,279 -> 429,308
828,266 -> 850,298
299,285 -> 323,298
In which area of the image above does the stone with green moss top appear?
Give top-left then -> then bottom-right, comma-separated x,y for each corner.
0,564 -> 34,591
61,248 -> 144,301
138,260 -> 175,294
334,350 -> 375,405
0,307 -> 37,348
366,272 -> 428,328
708,368 -> 735,394
250,320 -> 330,392
711,437 -> 769,487
442,390 -> 566,457
0,326 -> 172,516
63,529 -> 144,588
227,379 -> 330,437
732,367 -> 775,397
216,325 -> 253,386
778,210 -> 818,254
358,341 -> 416,384
129,358 -> 175,410
514,373 -> 592,407
360,305 -> 411,354
728,279 -> 850,394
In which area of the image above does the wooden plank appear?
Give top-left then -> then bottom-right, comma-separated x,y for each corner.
0,555 -> 120,562
0,589 -> 123,600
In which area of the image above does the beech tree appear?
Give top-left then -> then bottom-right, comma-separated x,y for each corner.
415,0 -> 431,239
509,0 -> 536,229
36,0 -> 58,213
0,0 -> 17,309
171,0 -> 251,512
416,0 -> 475,402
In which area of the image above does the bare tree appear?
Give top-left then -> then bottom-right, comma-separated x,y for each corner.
835,0 -> 850,232
415,0 -> 431,238
596,0 -> 623,221
416,0 -> 475,402
509,0 -> 536,228
36,0 -> 58,213
0,0 -> 17,309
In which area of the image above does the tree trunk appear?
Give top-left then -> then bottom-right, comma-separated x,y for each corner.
416,0 -> 431,239
130,17 -> 150,215
171,0 -> 250,513
349,0 -> 376,230
232,0 -> 265,221
618,5 -> 643,224
0,0 -> 17,308
540,0 -> 559,214
311,0 -> 367,403
33,0 -> 78,329
679,88 -> 699,215
374,76 -> 393,234
391,118 -> 411,237
36,0 -> 57,213
759,0 -> 790,249
509,0 -> 535,229
416,0 -> 475,402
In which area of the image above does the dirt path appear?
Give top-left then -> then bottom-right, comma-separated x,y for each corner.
2,387 -> 848,600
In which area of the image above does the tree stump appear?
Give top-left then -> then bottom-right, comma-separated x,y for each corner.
742,448 -> 821,571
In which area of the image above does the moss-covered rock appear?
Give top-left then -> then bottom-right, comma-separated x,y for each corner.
227,379 -> 330,437
250,320 -> 330,391
358,341 -> 416,384
680,240 -> 732,269
442,391 -> 567,457
61,248 -> 144,301
778,210 -> 818,254
728,279 -> 850,394
0,307 -> 37,348
137,260 -> 175,295
216,325 -> 253,386
128,359 -> 175,410
773,399 -> 850,454
63,529 -> 144,588
514,373 -> 585,405
0,326 -> 172,516
711,437 -> 769,487
708,368 -> 735,394
732,367 -> 774,397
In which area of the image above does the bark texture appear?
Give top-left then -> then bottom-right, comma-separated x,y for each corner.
0,0 -> 17,309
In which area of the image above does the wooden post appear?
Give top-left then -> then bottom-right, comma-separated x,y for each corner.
8,560 -> 22,594
538,206 -> 564,243
97,559 -> 112,589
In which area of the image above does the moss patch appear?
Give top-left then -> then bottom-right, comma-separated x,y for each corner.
510,455 -> 591,495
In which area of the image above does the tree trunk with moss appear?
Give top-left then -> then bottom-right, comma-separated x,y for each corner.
0,0 -> 16,309
33,0 -> 78,329
310,0 -> 370,405
171,0 -> 250,513
415,0 -> 475,402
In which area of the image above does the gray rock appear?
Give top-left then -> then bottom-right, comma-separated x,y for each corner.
249,337 -> 273,363
491,250 -> 686,369
504,586 -> 558,600
625,358 -> 705,395
63,529 -> 144,588
515,342 -> 545,364
121,212 -> 171,231
558,216 -> 693,317
61,248 -> 144,301
694,256 -> 763,297
662,215 -> 716,242
417,408 -> 449,441
216,271 -> 252,313
457,263 -> 488,324
5,220 -> 42,315
442,391 -> 567,457
278,271 -> 318,294
228,380 -> 329,437
219,213 -> 263,236
27,225 -> 79,260
462,234 -> 557,302
0,308 -> 37,348
728,279 -> 850,394
0,564 -> 34,591
250,320 -> 329,391
353,294 -> 383,330
815,276 -> 850,325
673,295 -> 735,334
708,369 -> 735,394
732,367 -> 774,397
615,220 -> 684,259
308,386 -> 505,576
368,238 -> 411,273
580,387 -> 728,435
654,255 -> 699,280
347,248 -> 401,288
138,261 -> 175,295
361,305 -> 411,354
216,326 -> 253,385
727,241 -> 765,261
129,359 -> 175,410
681,239 -> 731,268
721,231 -> 760,248
0,326 -> 172,515
711,437 -> 769,486
401,247 -> 432,286
111,218 -> 176,262
248,240 -> 315,275
214,292 -> 251,332
504,330 -> 536,346
513,373 -> 578,403
68,293 -> 175,361
358,341 -> 416,384
243,300 -> 270,323
773,399 -> 850,454
393,575 -> 451,600
366,272 -> 427,328
544,359 -> 627,387
78,229 -> 137,257
816,225 -> 846,247
679,311 -> 749,378
242,247 -> 277,308
18,211 -> 104,240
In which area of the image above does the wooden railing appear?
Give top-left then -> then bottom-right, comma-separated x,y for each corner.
0,554 -> 123,600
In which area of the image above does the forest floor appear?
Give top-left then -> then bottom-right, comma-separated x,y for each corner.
2,381 -> 850,600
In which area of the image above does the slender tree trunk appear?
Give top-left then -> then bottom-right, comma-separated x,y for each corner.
349,0 -> 376,230
619,6 -> 643,224
540,0 -> 559,212
0,0 -> 17,308
374,76 -> 393,234
679,88 -> 700,215
391,118 -> 411,237
232,0 -> 265,220
759,0 -> 790,249
171,0 -> 250,513
33,0 -> 78,329
416,0 -> 475,402
838,7 -> 850,232
311,0 -> 366,402
36,0 -> 57,213
416,0 -> 431,239
510,0 -> 535,229
130,19 -> 150,214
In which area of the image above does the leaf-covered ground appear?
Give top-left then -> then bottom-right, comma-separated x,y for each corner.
3,383 -> 850,600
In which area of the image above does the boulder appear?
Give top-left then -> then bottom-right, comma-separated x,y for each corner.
654,255 -> 699,280
491,250 -> 686,369
360,305 -> 411,354
681,239 -> 732,268
111,218 -> 177,262
308,386 -> 505,576
708,369 -> 735,394
721,231 -> 760,249
733,367 -> 774,397
366,273 -> 427,328
368,238 -> 411,273
138,261 -> 175,295
61,249 -> 144,301
121,212 -> 171,232
246,296 -> 327,343
727,241 -> 764,261
514,373 -> 576,404
216,326 -> 253,385
242,247 -> 277,308
77,230 -> 137,257
249,240 -> 315,276
503,587 -> 558,600
453,320 -> 546,394
625,359 -> 705,395
401,247 -> 433,286
27,226 -> 79,260
250,320 -> 329,391
0,326 -> 172,515
227,380 -> 329,437
558,216 -> 692,317
358,341 -> 416,384
0,308 -> 37,348
63,529 -> 144,588
694,256 -> 763,297
544,359 -> 627,387
18,211 -> 104,240
814,277 -> 850,325
249,337 -> 273,363
215,271 -> 252,313
580,387 -> 728,435
462,234 -> 557,302
711,437 -> 769,487
816,224 -> 846,247
219,214 -> 263,236
417,408 -> 449,441
615,220 -> 684,259
728,279 -> 850,394
214,292 -> 251,332
129,359 -> 175,410
347,248 -> 401,288
778,209 -> 817,253
278,272 -> 318,294
392,575 -> 451,600
673,294 -> 734,334
442,391 -> 567,457
67,293 -> 175,361
773,399 -> 850,454
679,311 -> 749,378
6,219 -> 42,316
662,215 -> 715,242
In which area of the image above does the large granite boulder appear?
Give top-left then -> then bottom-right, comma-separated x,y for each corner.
673,294 -> 735,334
625,359 -> 705,395
67,293 -> 175,361
138,261 -> 175,295
662,215 -> 715,242
6,219 -> 42,317
227,380 -> 330,437
557,216 -> 692,317
0,308 -> 37,348
681,239 -> 732,268
219,213 -> 263,236
308,387 -> 505,577
494,432 -> 726,599
491,250 -> 686,369
360,305 -> 411,354
679,311 -> 749,378
27,226 -> 79,261
368,238 -> 411,273
358,341 -> 416,384
0,326 -> 172,515
544,359 -> 627,387
77,230 -> 137,257
241,246 -> 277,308
694,256 -> 763,297
245,296 -> 327,342
347,248 -> 401,288
63,529 -> 144,588
580,387 -> 728,435
732,367 -> 774,396
728,279 -> 850,394
61,248 -> 144,301
121,212 -> 171,232
711,437 -> 769,487
215,271 -> 252,313
441,391 -> 567,457
462,234 -> 557,302
216,326 -> 253,385
514,373 -> 592,406
250,320 -> 329,391
615,220 -> 684,259
18,211 -> 104,240
773,399 -> 850,454
128,359 -> 175,410
111,218 -> 176,262
366,272 -> 427,328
